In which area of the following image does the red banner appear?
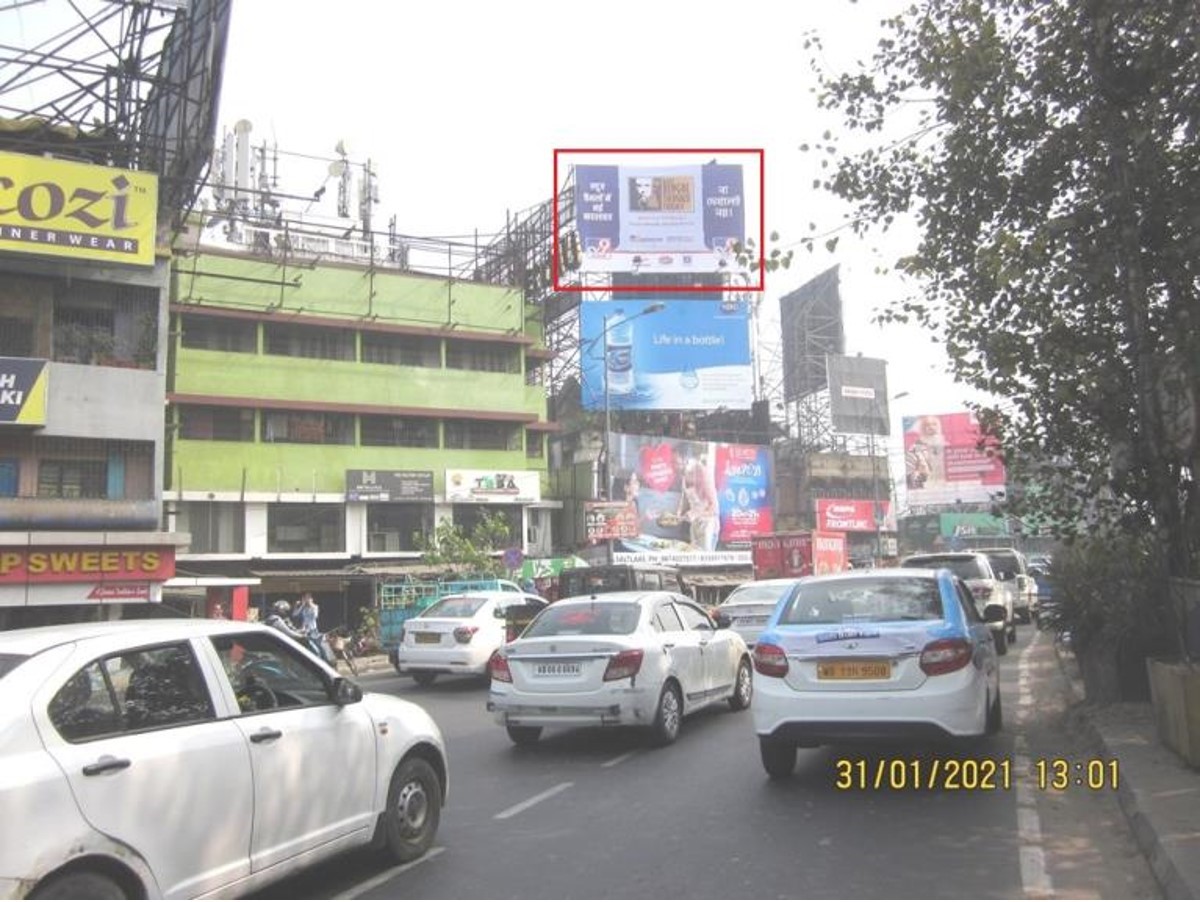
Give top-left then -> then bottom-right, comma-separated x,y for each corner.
0,547 -> 176,584
815,498 -> 895,533
585,502 -> 640,541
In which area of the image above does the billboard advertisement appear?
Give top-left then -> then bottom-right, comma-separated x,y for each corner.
828,354 -> 890,436
584,501 -> 640,542
445,469 -> 541,504
345,469 -> 434,502
580,298 -> 752,412
780,266 -> 844,401
0,358 -> 48,425
573,163 -> 744,273
605,432 -> 772,564
815,498 -> 897,533
0,151 -> 158,266
902,412 -> 1006,506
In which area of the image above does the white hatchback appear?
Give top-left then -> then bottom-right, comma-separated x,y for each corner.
392,592 -> 548,686
487,590 -> 753,746
0,619 -> 447,900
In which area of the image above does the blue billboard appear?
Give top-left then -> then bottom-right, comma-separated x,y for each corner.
580,298 -> 752,412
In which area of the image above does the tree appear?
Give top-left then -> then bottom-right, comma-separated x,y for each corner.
412,512 -> 511,578
811,0 -> 1200,585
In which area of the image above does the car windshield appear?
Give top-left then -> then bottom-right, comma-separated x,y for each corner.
985,552 -> 1019,574
524,602 -> 641,637
904,556 -> 985,581
422,596 -> 488,618
723,584 -> 794,605
780,577 -> 943,625
0,653 -> 29,680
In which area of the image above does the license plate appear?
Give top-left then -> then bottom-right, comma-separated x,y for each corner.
414,632 -> 440,645
817,660 -> 891,680
736,616 -> 768,626
534,662 -> 581,676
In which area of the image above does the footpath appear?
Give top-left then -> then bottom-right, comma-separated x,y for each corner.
1054,643 -> 1200,899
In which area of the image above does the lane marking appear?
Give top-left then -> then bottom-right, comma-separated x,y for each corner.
494,781 -> 574,820
1016,630 -> 1054,899
336,846 -> 445,899
602,751 -> 638,769
1019,845 -> 1053,898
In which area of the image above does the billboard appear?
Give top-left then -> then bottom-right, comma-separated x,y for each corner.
828,355 -> 890,436
584,501 -> 640,542
902,412 -> 1006,506
0,151 -> 158,266
0,358 -> 48,425
580,298 -> 752,412
345,469 -> 434,502
573,163 -> 745,273
815,498 -> 897,533
445,469 -> 541,504
605,432 -> 773,564
780,266 -> 844,400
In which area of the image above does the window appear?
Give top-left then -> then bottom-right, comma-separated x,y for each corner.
177,501 -> 245,554
444,419 -> 521,451
38,459 -> 107,498
445,340 -> 520,373
367,503 -> 429,551
178,405 -> 255,441
957,581 -> 983,623
54,306 -> 114,364
211,632 -> 332,713
674,601 -> 713,631
0,317 -> 34,357
360,414 -> 439,448
452,503 -> 520,544
180,315 -> 257,353
262,410 -> 354,445
781,577 -> 944,625
0,459 -> 17,498
268,503 -> 345,552
263,323 -> 355,361
362,333 -> 441,367
525,430 -> 545,459
653,602 -> 685,633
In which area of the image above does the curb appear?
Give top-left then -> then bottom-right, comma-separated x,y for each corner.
1052,638 -> 1197,900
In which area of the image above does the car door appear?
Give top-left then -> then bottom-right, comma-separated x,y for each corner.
651,599 -> 705,708
674,598 -> 736,701
37,639 -> 254,898
210,631 -> 376,874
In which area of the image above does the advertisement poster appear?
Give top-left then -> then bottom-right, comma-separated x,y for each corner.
902,412 -> 1006,506
580,298 -> 752,412
815,498 -> 897,533
445,469 -> 541,504
584,501 -> 640,542
574,163 -> 744,273
605,432 -> 772,564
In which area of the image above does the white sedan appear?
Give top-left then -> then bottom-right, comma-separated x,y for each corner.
487,590 -> 753,746
715,578 -> 804,647
392,591 -> 548,686
0,619 -> 447,899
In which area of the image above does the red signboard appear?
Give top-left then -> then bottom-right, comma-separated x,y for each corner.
751,531 -> 848,580
585,502 -> 640,542
0,547 -> 176,584
815,498 -> 895,533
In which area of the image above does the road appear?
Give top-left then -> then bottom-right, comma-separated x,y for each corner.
254,629 -> 1159,900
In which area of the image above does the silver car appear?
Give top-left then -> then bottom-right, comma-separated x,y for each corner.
715,578 -> 804,648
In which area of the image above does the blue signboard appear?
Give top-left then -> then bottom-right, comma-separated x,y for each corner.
580,298 -> 752,412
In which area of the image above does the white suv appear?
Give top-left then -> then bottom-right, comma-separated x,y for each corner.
976,547 -> 1037,624
901,551 -> 1018,655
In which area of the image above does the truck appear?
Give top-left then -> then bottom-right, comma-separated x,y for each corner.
378,577 -> 524,651
750,530 -> 848,580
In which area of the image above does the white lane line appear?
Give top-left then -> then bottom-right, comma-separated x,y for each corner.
1016,630 -> 1054,900
1019,845 -> 1053,898
335,846 -> 445,899
494,781 -> 574,820
602,751 -> 638,769
1018,806 -> 1043,843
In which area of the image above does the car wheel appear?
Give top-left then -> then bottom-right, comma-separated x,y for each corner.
650,681 -> 682,746
728,658 -> 753,711
381,757 -> 442,864
986,690 -> 1003,735
506,725 -> 543,745
760,736 -> 796,779
993,629 -> 1008,656
411,671 -> 437,687
29,871 -> 126,899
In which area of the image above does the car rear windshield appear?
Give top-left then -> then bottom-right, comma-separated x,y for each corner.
723,583 -> 796,605
422,596 -> 488,618
984,552 -> 1019,574
0,653 -> 29,680
904,556 -> 985,581
780,577 -> 943,625
524,602 -> 641,637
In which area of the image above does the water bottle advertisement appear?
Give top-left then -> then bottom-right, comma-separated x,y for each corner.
579,299 -> 753,412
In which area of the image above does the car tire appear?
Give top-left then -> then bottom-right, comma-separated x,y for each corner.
411,671 -> 437,687
381,757 -> 441,864
728,658 -> 753,711
506,725 -> 543,745
760,736 -> 796,779
993,629 -> 1008,656
29,871 -> 126,899
986,690 -> 1003,735
650,681 -> 682,746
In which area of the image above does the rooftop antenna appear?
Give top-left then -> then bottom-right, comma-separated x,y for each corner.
335,140 -> 351,218
359,158 -> 380,235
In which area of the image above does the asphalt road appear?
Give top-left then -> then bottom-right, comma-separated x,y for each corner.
254,629 -> 1160,900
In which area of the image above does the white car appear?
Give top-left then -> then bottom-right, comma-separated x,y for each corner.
487,590 -> 753,746
753,569 -> 1005,778
0,619 -> 447,900
392,591 -> 548,686
714,578 -> 804,647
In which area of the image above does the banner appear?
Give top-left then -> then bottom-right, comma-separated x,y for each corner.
606,432 -> 773,559
346,469 -> 434,502
0,358 -> 48,425
584,501 -> 640,541
574,163 -> 744,273
902,412 -> 1006,506
815,498 -> 897,533
445,469 -> 541,504
0,151 -> 158,266
580,298 -> 751,412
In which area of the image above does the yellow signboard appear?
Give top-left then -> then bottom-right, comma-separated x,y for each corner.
0,357 -> 48,426
0,150 -> 158,266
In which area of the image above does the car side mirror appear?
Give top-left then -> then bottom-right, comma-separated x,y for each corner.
714,611 -> 731,629
982,602 -> 1007,624
332,677 -> 363,706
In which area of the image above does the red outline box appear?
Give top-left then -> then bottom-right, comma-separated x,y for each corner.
553,148 -> 766,293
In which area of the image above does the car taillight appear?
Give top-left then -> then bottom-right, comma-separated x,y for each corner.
489,650 -> 512,682
603,649 -> 643,681
920,638 -> 973,676
453,625 -> 479,644
753,642 -> 789,678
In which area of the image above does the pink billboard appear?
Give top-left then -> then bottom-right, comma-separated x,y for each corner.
815,498 -> 896,533
902,412 -> 1006,506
